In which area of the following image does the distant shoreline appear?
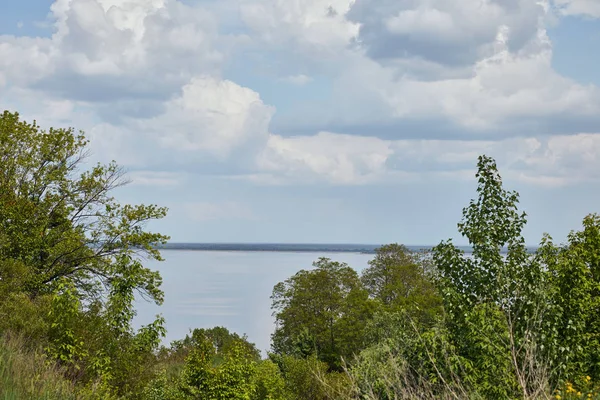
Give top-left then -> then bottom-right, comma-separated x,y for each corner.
154,243 -> 539,254
155,243 -> 384,254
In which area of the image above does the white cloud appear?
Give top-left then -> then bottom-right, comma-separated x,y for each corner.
0,0 -> 271,163
510,133 -> 600,185
2,0 -> 600,193
239,0 -> 359,50
250,131 -> 600,187
257,132 -> 394,184
184,201 -> 257,221
405,39 -> 599,128
317,26 -> 600,130
1,0 -> 222,102
250,0 -> 600,136
349,0 -> 547,68
150,76 -> 274,156
0,36 -> 53,87
553,0 -> 600,18
79,76 -> 274,166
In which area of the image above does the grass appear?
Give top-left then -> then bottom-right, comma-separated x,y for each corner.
0,334 -> 82,400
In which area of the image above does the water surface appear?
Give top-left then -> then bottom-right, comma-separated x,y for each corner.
134,250 -> 373,353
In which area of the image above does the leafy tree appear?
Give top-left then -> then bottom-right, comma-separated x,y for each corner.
271,258 -> 374,370
180,333 -> 258,399
0,260 -> 51,344
162,326 -> 261,375
537,214 -> 600,383
351,156 -> 554,399
253,359 -> 290,400
361,244 -> 442,325
432,155 -> 548,398
0,111 -> 169,396
0,110 -> 168,302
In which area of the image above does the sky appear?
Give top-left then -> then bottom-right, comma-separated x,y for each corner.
1,0 -> 600,245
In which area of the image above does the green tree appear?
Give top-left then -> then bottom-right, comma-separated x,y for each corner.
0,111 -> 169,396
271,258 -> 374,370
252,359 -> 290,400
0,110 -> 168,303
180,334 -> 258,399
361,244 -> 442,325
433,155 -> 547,398
351,156 -> 555,399
537,214 -> 600,383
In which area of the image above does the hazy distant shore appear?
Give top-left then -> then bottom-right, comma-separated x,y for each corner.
155,243 -> 384,254
154,243 -> 538,254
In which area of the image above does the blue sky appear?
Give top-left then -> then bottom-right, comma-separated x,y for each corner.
2,0 -> 600,245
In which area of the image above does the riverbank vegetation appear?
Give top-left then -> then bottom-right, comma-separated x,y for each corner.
2,110 -> 600,399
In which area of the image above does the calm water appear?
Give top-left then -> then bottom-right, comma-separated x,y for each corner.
133,250 -> 373,354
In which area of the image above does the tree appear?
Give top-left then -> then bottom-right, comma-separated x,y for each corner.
342,156 -> 554,399
180,336 -> 258,400
0,110 -> 168,303
433,155 -> 547,398
361,244 -> 442,325
167,326 -> 261,367
0,111 -> 169,396
537,214 -> 600,382
271,258 -> 374,370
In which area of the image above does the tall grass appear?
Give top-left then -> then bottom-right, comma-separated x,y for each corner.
0,334 -> 83,400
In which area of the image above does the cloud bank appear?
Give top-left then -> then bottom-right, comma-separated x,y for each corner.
1,0 -> 600,190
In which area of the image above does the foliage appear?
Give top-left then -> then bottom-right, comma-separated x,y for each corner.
0,110 -> 168,302
553,376 -> 600,400
143,328 -> 291,400
6,109 -> 600,399
431,155 -> 549,399
361,243 -> 442,326
167,326 -> 261,365
537,214 -> 600,383
271,257 -> 375,370
269,354 -> 352,400
253,359 -> 290,400
350,310 -> 478,400
0,111 -> 168,397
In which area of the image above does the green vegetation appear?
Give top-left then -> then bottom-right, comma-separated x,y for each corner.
3,110 -> 600,399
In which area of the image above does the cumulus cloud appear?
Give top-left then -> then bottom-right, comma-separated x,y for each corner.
1,0 -> 222,105
80,76 -> 274,169
144,76 -> 274,156
245,0 -> 600,139
348,0 -> 546,69
257,132 -> 394,184
249,131 -> 600,187
384,36 -> 600,128
2,0 -> 600,192
289,24 -> 600,133
239,0 -> 359,51
0,0 -> 273,164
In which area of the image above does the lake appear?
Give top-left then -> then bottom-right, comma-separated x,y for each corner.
133,250 -> 374,354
